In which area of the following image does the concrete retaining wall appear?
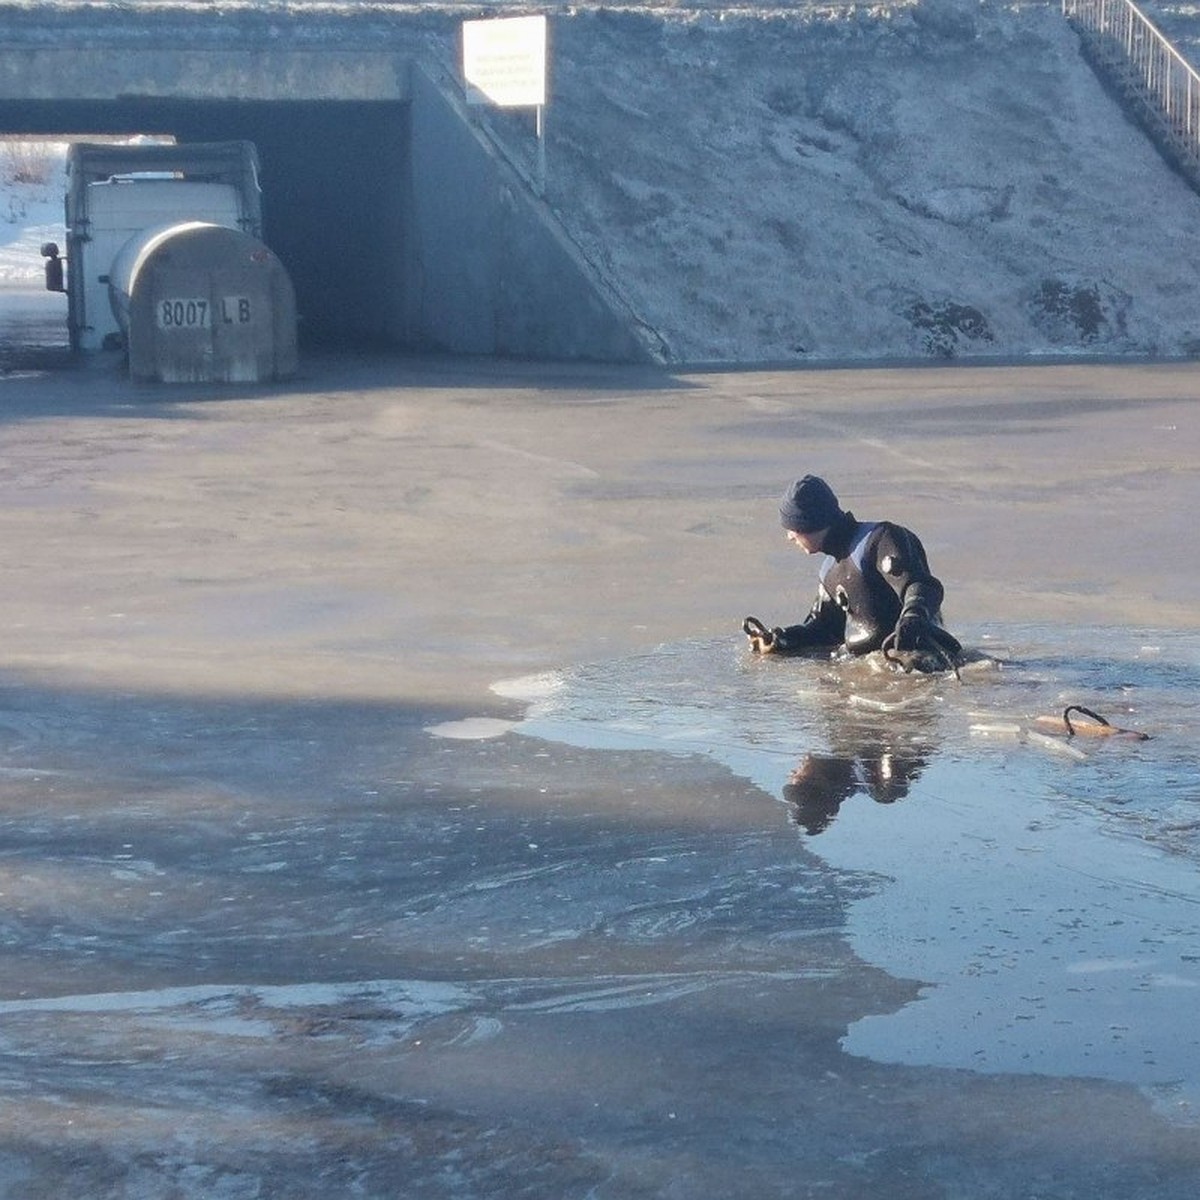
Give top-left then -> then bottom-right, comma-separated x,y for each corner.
406,64 -> 657,362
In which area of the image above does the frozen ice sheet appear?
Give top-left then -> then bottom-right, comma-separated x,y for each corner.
498,623 -> 1200,1117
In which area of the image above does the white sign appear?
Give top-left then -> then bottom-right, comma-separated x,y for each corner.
462,15 -> 547,108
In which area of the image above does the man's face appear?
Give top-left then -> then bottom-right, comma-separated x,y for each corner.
786,527 -> 827,554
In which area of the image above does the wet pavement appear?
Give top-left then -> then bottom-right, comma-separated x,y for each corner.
1,287 -> 1199,1196
0,287 -> 71,375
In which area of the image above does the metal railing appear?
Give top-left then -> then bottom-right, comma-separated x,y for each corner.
1063,0 -> 1200,167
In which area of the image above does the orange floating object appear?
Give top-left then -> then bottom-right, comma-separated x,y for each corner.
1033,705 -> 1150,741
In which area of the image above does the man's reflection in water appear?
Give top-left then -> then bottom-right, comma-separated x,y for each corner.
782,710 -> 937,835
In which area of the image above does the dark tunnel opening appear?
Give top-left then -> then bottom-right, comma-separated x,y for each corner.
0,99 -> 411,350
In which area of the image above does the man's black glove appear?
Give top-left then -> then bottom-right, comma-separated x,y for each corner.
881,604 -> 962,669
890,607 -> 936,652
743,616 -> 786,654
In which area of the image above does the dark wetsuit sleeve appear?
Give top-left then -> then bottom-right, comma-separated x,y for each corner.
873,524 -> 944,620
775,585 -> 847,653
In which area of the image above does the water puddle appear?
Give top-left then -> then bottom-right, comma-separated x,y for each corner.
492,624 -> 1200,1119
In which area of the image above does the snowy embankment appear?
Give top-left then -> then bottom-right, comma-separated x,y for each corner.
521,1 -> 1200,362
0,140 -> 67,286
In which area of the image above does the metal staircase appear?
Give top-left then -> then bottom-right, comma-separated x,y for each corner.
1064,0 -> 1200,184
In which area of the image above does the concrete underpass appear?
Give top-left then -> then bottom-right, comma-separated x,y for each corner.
0,11 -> 651,362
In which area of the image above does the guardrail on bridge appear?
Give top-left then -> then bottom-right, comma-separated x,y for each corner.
1063,0 -> 1200,181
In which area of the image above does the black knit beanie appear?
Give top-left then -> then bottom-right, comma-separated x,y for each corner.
779,475 -> 842,533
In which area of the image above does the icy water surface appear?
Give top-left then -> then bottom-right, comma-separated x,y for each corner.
495,624 -> 1200,1118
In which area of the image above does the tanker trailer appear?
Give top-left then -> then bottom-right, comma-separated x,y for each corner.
108,221 -> 297,383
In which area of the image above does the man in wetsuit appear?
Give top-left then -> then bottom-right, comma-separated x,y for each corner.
744,474 -> 962,667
